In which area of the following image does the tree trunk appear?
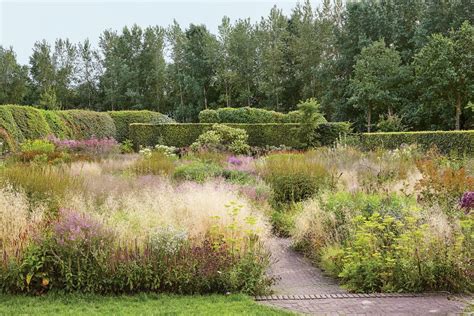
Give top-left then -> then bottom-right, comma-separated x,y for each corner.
455,91 -> 461,130
367,107 -> 372,133
247,82 -> 251,106
226,85 -> 230,107
388,106 -> 393,117
203,86 -> 208,109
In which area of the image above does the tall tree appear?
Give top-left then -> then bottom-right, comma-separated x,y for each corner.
0,46 -> 29,104
414,22 -> 474,130
257,6 -> 290,110
349,39 -> 404,132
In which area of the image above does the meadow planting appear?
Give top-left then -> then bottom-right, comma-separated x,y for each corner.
0,122 -> 472,297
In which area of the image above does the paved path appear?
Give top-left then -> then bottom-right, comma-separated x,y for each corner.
260,238 -> 471,315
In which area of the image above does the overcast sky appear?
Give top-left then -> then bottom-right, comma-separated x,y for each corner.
1,0 -> 323,64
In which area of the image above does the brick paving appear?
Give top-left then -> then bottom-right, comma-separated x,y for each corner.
260,238 -> 472,315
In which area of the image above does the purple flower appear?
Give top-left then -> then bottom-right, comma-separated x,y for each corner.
53,208 -> 107,244
460,192 -> 474,211
47,135 -> 119,156
226,156 -> 256,173
228,156 -> 243,166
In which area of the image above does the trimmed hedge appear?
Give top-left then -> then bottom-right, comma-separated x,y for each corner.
56,110 -> 116,140
108,110 -> 174,142
7,105 -> 52,140
129,122 -> 351,149
0,105 -> 171,151
199,107 -> 301,123
345,130 -> 474,155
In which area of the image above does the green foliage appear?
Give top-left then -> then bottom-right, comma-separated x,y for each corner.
190,124 -> 250,154
108,110 -> 174,142
130,122 -> 349,149
20,139 -> 54,154
56,110 -> 116,140
346,130 -> 474,155
198,107 -> 301,123
119,140 -> 134,154
41,110 -> 73,139
297,98 -> 327,147
132,151 -> 175,175
6,105 -> 51,140
349,39 -> 406,132
173,161 -> 223,183
39,86 -> 59,110
376,114 -> 407,132
260,154 -> 330,205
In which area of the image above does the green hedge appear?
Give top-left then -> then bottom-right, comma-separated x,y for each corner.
129,122 -> 350,149
7,105 -> 52,140
345,130 -> 474,154
199,107 -> 301,123
108,110 -> 173,142
56,110 -> 116,140
0,105 -> 170,151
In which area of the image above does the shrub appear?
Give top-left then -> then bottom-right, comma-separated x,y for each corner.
190,124 -> 250,154
108,110 -> 174,142
259,153 -> 331,205
296,98 -> 327,147
345,130 -> 474,155
20,139 -> 55,155
173,161 -> 223,183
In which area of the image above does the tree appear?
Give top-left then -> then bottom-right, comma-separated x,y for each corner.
228,18 -> 258,107
216,17 -> 237,107
414,22 -> 474,130
76,39 -> 101,108
0,46 -> 29,104
349,39 -> 404,132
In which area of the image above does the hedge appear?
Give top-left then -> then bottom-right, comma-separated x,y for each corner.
199,107 -> 301,123
56,110 -> 116,140
345,130 -> 474,155
129,122 -> 351,149
0,105 -> 170,151
108,110 -> 174,142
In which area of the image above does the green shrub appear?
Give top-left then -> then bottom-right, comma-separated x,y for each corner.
56,110 -> 116,140
108,110 -> 174,142
130,123 -> 349,149
173,161 -> 223,183
198,107 -> 301,124
190,124 -> 250,154
346,130 -> 474,155
198,109 -> 220,123
20,139 -> 55,154
260,153 -> 331,205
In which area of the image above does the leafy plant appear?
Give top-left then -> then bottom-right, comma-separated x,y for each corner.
190,124 -> 250,154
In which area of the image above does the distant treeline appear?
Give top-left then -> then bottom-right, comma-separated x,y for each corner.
0,0 -> 473,130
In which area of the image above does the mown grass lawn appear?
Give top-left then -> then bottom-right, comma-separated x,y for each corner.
0,293 -> 292,315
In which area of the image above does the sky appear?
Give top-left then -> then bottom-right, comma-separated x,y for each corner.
0,0 -> 323,65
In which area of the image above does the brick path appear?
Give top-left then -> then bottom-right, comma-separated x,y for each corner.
260,238 -> 472,315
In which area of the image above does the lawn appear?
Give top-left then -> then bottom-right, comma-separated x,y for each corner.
0,294 -> 292,315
